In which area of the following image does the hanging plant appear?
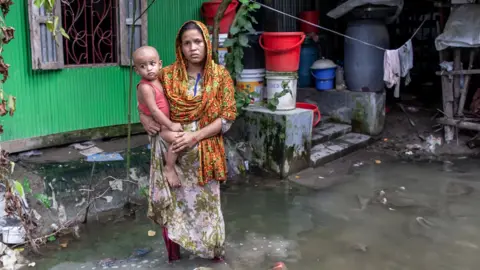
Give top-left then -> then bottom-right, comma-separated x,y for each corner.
33,0 -> 69,39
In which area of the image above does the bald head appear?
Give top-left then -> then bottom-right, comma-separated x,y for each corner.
133,46 -> 162,81
133,46 -> 160,66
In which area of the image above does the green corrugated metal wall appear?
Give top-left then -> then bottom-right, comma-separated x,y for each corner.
0,0 -> 208,142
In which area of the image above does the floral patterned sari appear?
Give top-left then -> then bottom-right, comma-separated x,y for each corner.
147,20 -> 236,260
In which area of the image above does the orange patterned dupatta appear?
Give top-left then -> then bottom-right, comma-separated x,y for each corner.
159,20 -> 236,185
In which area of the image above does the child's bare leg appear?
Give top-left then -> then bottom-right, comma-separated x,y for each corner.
159,127 -> 180,187
159,128 -> 178,144
164,146 -> 180,187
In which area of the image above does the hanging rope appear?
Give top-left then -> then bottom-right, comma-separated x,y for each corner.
252,0 -> 427,51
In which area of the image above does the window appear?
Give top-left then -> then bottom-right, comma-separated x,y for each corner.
28,0 -> 148,70
62,0 -> 118,65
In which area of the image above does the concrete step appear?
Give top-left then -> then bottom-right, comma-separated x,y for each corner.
310,132 -> 372,167
312,123 -> 352,146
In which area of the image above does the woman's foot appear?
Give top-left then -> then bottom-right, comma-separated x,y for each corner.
211,256 -> 224,263
165,167 -> 180,188
168,253 -> 181,263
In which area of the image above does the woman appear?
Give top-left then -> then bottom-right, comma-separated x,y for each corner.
139,20 -> 236,262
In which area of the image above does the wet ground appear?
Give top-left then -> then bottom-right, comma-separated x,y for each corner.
29,157 -> 480,270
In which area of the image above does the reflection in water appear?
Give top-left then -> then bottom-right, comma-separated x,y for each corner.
34,158 -> 480,270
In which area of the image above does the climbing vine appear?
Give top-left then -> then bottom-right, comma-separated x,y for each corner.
222,0 -> 260,116
224,0 -> 259,78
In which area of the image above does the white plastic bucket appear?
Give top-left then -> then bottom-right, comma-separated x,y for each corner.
236,69 -> 266,104
265,72 -> 298,111
210,34 -> 228,66
2,226 -> 26,244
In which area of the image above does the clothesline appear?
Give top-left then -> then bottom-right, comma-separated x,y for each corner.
251,0 -> 427,51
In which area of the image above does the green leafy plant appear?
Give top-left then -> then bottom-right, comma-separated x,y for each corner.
33,0 -> 69,39
34,193 -> 52,209
22,177 -> 32,194
222,0 -> 260,116
138,186 -> 149,199
224,0 -> 260,78
265,80 -> 293,111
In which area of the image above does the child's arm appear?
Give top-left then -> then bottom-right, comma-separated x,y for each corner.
138,84 -> 180,131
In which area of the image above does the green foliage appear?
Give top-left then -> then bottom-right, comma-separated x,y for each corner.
22,177 -> 32,194
224,1 -> 260,78
138,186 -> 149,199
33,0 -> 69,39
223,1 -> 260,116
35,193 -> 51,209
13,180 -> 24,197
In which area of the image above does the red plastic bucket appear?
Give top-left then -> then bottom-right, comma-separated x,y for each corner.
296,102 -> 321,127
259,32 -> 306,72
299,11 -> 320,33
201,0 -> 239,34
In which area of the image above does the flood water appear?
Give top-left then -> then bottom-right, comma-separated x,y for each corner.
31,158 -> 480,270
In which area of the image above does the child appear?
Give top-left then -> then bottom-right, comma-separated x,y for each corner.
133,46 -> 182,188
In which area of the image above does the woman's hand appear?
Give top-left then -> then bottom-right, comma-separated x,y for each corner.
140,113 -> 161,136
171,132 -> 199,153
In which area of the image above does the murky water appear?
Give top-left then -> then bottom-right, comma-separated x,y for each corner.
31,158 -> 480,270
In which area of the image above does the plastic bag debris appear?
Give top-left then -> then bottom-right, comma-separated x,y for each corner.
86,152 -> 124,162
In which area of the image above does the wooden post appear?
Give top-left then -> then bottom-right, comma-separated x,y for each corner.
439,49 -> 455,142
453,48 -> 461,113
436,69 -> 480,75
437,117 -> 480,132
457,49 -> 477,116
212,0 -> 232,64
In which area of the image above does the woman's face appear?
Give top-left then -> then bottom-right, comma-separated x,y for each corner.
181,29 -> 206,65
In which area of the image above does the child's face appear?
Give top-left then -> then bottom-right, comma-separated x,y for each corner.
134,51 -> 162,81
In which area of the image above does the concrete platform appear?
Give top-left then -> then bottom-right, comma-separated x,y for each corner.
228,105 -> 313,178
310,133 -> 372,167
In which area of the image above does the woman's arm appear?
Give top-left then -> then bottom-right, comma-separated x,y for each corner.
171,119 -> 221,153
195,118 -> 222,141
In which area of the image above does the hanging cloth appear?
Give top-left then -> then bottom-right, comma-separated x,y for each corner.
398,40 -> 413,86
383,49 -> 401,98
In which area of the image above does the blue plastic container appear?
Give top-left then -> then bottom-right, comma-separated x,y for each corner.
298,43 -> 318,87
310,58 -> 337,91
